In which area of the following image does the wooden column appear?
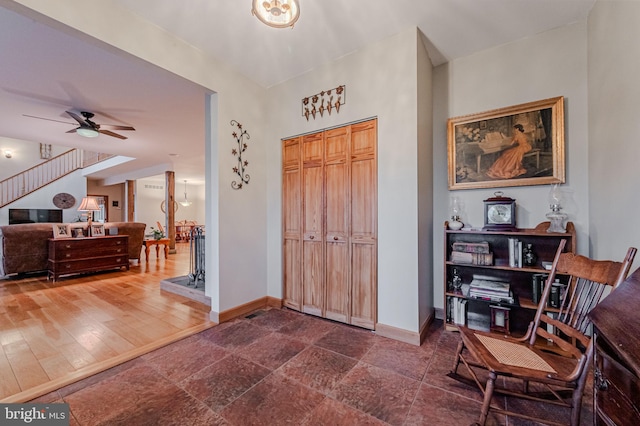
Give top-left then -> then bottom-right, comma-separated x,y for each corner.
165,171 -> 176,253
126,180 -> 135,222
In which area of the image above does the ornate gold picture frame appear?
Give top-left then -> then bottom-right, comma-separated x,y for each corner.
447,96 -> 565,190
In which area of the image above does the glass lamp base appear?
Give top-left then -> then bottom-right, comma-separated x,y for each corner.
546,211 -> 568,233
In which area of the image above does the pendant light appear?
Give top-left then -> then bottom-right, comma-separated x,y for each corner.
179,180 -> 192,207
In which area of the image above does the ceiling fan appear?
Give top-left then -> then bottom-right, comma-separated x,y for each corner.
23,110 -> 135,140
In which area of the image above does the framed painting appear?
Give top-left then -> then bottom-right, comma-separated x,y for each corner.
447,96 -> 565,190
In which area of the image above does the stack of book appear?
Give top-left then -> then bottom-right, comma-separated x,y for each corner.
450,241 -> 493,266
508,238 -> 523,267
449,297 -> 468,326
469,275 -> 515,304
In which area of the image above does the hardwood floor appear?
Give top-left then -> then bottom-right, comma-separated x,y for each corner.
0,242 -> 214,403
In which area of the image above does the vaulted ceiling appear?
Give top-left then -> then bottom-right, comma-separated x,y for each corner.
0,0 -> 595,184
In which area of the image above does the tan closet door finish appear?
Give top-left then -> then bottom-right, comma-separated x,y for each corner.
302,132 -> 324,317
281,119 -> 377,330
350,120 -> 377,329
282,138 -> 302,310
324,126 -> 350,323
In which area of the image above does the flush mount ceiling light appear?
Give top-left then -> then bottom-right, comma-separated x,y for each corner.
251,0 -> 300,29
179,180 -> 192,207
76,125 -> 99,138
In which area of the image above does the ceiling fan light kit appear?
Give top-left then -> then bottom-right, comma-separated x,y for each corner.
76,126 -> 99,138
24,110 -> 135,140
252,0 -> 299,29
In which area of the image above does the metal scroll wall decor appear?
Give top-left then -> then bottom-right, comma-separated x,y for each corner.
302,85 -> 346,121
230,120 -> 250,190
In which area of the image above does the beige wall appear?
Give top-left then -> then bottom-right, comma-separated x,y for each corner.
587,0 -> 640,271
265,27 -> 432,333
432,21 -> 590,312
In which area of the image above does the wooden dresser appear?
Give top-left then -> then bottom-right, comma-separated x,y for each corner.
589,267 -> 640,426
48,235 -> 129,281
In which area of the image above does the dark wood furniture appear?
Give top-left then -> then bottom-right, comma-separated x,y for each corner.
589,266 -> 640,426
443,221 -> 576,335
48,235 -> 129,281
142,238 -> 169,262
451,244 -> 636,426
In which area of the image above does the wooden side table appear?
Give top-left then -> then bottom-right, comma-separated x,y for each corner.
142,238 -> 169,261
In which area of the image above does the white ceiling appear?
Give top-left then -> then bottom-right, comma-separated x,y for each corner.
0,0 -> 595,184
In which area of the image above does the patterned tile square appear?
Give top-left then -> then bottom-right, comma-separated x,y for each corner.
280,346 -> 357,393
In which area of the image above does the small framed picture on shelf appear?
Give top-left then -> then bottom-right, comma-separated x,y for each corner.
490,305 -> 511,335
70,226 -> 85,238
52,223 -> 71,239
90,224 -> 105,237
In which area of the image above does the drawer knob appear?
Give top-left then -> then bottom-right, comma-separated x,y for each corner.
65,265 -> 71,269
594,368 -> 608,391
66,254 -> 71,258
65,244 -> 71,249
310,235 -> 314,240
333,236 -> 339,241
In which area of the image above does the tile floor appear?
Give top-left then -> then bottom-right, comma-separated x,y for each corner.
31,308 -> 594,425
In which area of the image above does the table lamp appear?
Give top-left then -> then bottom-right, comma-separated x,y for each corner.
77,196 -> 101,236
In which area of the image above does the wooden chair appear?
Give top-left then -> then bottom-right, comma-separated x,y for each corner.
450,240 -> 637,426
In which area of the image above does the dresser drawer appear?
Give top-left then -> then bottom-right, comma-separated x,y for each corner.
47,236 -> 129,281
595,342 -> 640,426
50,243 -> 126,260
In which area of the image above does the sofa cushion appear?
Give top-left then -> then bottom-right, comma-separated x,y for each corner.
0,223 -> 54,276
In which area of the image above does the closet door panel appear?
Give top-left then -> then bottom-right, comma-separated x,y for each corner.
351,242 -> 376,329
302,132 -> 324,316
302,240 -> 323,316
350,120 -> 377,328
283,239 -> 301,310
325,242 -> 349,323
282,138 -> 301,310
324,127 -> 350,322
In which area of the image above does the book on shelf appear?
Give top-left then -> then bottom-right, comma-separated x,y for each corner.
451,297 -> 467,326
450,251 -> 494,265
452,241 -> 490,254
508,238 -> 523,267
531,273 -> 548,304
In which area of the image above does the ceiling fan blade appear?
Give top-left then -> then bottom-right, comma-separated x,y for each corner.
22,114 -> 74,125
66,128 -> 77,134
99,124 -> 135,131
66,111 -> 86,125
99,129 -> 127,140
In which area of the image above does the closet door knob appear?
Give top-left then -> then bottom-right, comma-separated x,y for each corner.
333,236 -> 338,241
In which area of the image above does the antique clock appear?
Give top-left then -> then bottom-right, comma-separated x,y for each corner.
52,193 -> 76,209
483,191 -> 516,231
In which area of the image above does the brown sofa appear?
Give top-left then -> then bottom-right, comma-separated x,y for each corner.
0,222 -> 146,277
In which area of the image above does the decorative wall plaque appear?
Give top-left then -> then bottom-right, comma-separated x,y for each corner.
230,120 -> 250,190
302,85 -> 346,121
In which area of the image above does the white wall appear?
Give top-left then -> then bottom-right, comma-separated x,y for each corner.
0,137 -> 73,180
432,22 -> 590,312
0,169 -> 87,224
134,177 -> 205,235
87,180 -> 125,222
266,27 -> 430,333
587,1 -> 640,270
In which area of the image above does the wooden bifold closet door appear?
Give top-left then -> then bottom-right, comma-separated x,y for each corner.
282,119 -> 377,329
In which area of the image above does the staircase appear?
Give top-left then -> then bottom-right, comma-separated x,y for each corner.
0,149 -> 113,208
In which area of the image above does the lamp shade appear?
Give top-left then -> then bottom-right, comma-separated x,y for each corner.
252,0 -> 300,28
76,126 -> 99,138
77,196 -> 100,211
